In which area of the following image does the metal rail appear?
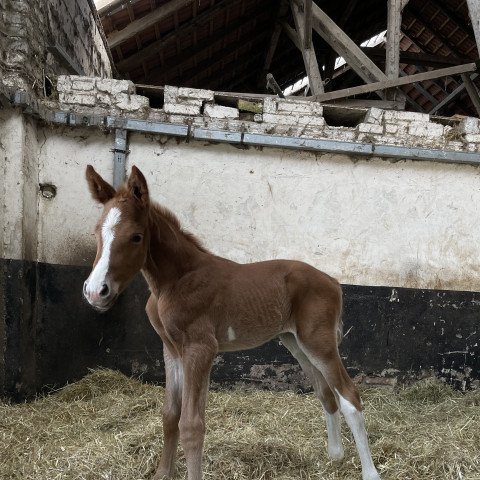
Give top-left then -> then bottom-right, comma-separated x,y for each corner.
9,90 -> 480,168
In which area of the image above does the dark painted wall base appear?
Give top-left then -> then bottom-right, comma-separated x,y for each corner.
1,259 -> 479,400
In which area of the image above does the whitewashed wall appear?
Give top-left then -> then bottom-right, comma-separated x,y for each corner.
32,126 -> 480,292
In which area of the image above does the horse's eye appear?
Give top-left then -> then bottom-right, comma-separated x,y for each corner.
131,234 -> 143,244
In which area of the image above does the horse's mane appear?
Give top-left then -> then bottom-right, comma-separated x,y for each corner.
149,201 -> 209,254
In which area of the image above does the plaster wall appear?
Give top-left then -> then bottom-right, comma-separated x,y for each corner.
34,126 -> 480,292
0,109 -> 38,261
1,106 -> 480,396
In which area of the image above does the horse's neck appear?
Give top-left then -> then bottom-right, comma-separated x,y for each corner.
142,205 -> 207,295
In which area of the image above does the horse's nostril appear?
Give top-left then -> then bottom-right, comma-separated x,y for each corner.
83,282 -> 88,295
99,283 -> 109,297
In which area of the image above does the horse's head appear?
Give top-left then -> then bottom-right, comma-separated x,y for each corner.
83,165 -> 150,312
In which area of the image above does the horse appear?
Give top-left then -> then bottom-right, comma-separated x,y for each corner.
83,165 -> 381,480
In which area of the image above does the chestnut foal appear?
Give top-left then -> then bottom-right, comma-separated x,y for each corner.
83,165 -> 381,480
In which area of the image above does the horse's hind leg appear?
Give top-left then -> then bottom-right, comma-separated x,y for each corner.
294,322 -> 381,480
279,333 -> 344,461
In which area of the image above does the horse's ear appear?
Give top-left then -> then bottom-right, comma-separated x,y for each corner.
127,165 -> 149,207
85,165 -> 116,204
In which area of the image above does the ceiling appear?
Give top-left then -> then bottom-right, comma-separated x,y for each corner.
97,0 -> 480,116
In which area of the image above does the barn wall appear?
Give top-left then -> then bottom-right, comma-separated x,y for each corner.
37,128 -> 480,292
0,108 -> 39,398
1,102 -> 479,399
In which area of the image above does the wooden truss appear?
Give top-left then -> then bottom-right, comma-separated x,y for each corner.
99,0 -> 480,115
265,0 -> 480,114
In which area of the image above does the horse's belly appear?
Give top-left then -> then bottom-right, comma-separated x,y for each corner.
216,307 -> 290,352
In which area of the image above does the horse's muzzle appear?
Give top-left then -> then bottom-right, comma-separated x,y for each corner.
83,280 -> 118,313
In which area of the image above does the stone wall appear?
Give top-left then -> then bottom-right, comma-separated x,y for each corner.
0,0 -> 112,96
54,76 -> 480,152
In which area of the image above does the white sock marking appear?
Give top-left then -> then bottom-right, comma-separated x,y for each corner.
86,207 -> 121,295
324,409 -> 344,460
227,326 -> 236,341
336,390 -> 380,480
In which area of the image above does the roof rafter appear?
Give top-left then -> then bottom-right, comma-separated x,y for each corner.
155,29 -> 270,87
310,61 -> 478,102
300,0 -> 389,86
116,0 -> 237,72
290,0 -> 324,94
258,1 -> 290,85
143,14 -> 266,83
107,0 -> 195,48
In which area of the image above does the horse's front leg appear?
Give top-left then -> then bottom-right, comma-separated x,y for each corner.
179,337 -> 217,480
153,346 -> 183,479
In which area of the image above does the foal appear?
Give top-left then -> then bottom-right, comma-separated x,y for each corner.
83,165 -> 381,480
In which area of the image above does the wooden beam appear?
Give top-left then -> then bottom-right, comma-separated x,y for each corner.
466,0 -> 480,57
107,0 -> 194,48
143,15 -> 263,83
310,62 -> 478,102
158,32 -> 269,87
262,25 -> 283,70
399,70 -> 440,108
304,0 -> 312,49
385,0 -> 404,102
210,52 -> 265,91
282,21 -> 301,49
461,73 -> 480,116
429,74 -> 478,114
405,5 -> 462,59
259,1 -> 289,81
436,0 -> 475,40
303,0 -> 388,86
338,0 -> 359,27
400,32 -> 463,97
290,1 -> 324,94
324,0 -> 358,90
362,47 -> 469,68
405,94 -> 428,113
386,0 -> 402,80
116,0 -> 234,71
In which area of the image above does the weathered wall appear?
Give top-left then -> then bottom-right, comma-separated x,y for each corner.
0,108 -> 39,398
37,128 -> 480,292
2,74 -> 480,397
0,0 -> 112,96
0,109 -> 39,261
9,116 -> 473,396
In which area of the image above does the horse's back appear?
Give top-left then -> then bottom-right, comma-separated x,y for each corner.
219,257 -> 343,326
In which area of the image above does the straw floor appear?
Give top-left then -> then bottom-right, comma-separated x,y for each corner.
1,369 -> 479,480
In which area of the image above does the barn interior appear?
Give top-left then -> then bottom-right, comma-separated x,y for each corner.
0,0 -> 479,401
95,0 -> 480,118
1,1 -> 480,478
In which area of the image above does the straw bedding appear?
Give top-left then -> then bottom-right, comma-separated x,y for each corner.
1,369 -> 479,480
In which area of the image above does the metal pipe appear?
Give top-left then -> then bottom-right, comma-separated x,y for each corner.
112,129 -> 128,188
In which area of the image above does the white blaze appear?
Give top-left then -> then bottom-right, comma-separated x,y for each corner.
86,207 -> 121,294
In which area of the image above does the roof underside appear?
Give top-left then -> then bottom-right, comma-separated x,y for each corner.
98,0 -> 480,117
